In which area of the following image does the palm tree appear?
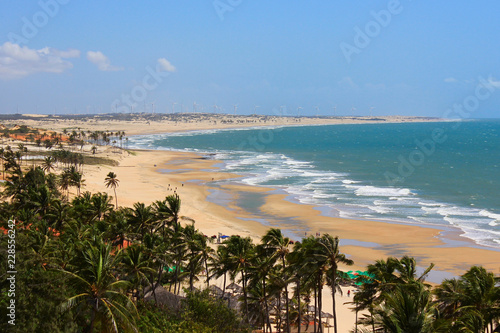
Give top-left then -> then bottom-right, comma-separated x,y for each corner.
141,232 -> 171,301
127,202 -> 155,239
374,283 -> 436,333
90,192 -> 114,221
42,156 -> 56,173
153,194 -> 188,233
433,277 -> 463,319
316,234 -> 353,333
183,224 -> 210,291
246,279 -> 268,328
106,208 -> 132,248
188,228 -> 215,288
120,244 -> 155,302
62,242 -> 138,332
168,229 -> 188,295
59,168 -> 72,198
105,172 -> 119,207
46,198 -> 72,231
288,240 -> 311,333
68,166 -> 84,196
353,257 -> 400,332
262,228 -> 292,333
210,245 -> 231,296
25,183 -> 55,217
249,245 -> 274,332
395,256 -> 434,287
434,266 -> 500,332
222,235 -> 255,323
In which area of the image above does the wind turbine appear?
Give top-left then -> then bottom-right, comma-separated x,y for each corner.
151,102 -> 155,115
172,102 -> 177,113
315,106 -> 320,117
254,105 -> 260,114
213,104 -> 218,113
351,106 -> 356,115
193,102 -> 197,113
332,106 -> 337,116
370,106 -> 375,117
297,106 -> 303,117
233,104 -> 238,115
279,105 -> 285,116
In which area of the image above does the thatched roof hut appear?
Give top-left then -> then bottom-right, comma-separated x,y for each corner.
226,283 -> 243,293
144,285 -> 185,312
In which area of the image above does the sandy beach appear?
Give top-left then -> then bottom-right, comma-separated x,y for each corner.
78,145 -> 498,333
77,146 -> 499,275
2,113 -> 498,332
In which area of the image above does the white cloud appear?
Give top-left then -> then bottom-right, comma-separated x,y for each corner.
444,77 -> 459,83
157,58 -> 176,72
487,76 -> 500,88
86,51 -> 123,71
0,42 -> 79,80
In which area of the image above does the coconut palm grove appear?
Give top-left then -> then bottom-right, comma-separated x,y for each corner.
1,145 -> 499,332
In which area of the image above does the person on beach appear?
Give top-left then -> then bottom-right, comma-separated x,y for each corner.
347,290 -> 351,297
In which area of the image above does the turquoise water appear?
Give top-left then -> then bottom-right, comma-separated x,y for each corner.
129,120 -> 500,248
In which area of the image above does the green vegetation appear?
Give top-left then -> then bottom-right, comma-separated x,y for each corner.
0,153 -> 498,333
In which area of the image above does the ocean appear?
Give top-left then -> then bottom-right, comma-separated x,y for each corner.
128,119 -> 500,248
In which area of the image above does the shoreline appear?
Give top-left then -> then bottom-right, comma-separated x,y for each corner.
3,115 -> 498,332
2,114 -> 498,278
126,129 -> 499,258
141,147 -> 500,278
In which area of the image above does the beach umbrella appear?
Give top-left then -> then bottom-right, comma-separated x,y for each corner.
353,271 -> 375,285
322,312 -> 334,319
166,265 -> 183,273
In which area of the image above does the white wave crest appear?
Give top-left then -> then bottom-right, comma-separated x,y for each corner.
353,186 -> 413,197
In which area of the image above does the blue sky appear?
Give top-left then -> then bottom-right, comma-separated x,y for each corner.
0,1 -> 499,117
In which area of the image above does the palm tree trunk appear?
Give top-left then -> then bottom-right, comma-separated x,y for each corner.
332,270 -> 338,333
174,253 -> 181,294
189,272 -> 194,291
297,278 -> 302,333
204,257 -> 210,287
283,256 -> 290,333
157,265 -> 164,291
150,275 -> 158,305
278,291 -> 282,333
263,277 -> 271,333
113,188 -> 118,207
370,306 -> 375,333
222,272 -> 227,296
318,279 -> 323,333
354,299 -> 358,333
243,271 -> 249,324
314,286 -> 317,333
